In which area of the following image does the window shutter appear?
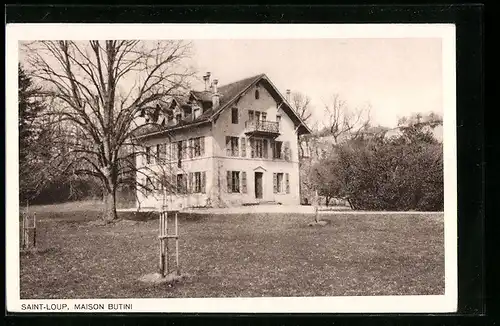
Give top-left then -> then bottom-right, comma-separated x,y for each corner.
171,143 -> 176,160
165,143 -> 171,161
241,137 -> 246,157
226,171 -> 232,193
284,141 -> 290,161
273,173 -> 278,194
286,173 -> 290,194
242,172 -> 247,193
188,172 -> 193,193
182,173 -> 188,194
182,140 -> 187,159
201,171 -> 206,193
189,139 -> 193,159
263,139 -> 268,158
200,136 -> 205,156
226,136 -> 231,156
250,138 -> 255,158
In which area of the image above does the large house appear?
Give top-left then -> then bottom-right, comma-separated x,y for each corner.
133,73 -> 311,209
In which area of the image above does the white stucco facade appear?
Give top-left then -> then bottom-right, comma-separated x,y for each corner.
135,75 -> 307,210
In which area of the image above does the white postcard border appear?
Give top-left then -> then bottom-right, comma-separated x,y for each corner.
5,23 -> 457,314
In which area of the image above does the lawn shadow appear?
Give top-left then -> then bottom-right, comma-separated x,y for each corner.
20,247 -> 59,257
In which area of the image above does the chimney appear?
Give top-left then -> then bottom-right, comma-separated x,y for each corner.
286,89 -> 291,102
203,75 -> 209,91
212,78 -> 220,109
205,72 -> 211,91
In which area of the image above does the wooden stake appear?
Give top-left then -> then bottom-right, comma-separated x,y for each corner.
21,213 -> 25,249
159,211 -> 164,276
33,213 -> 37,248
165,211 -> 169,275
175,211 -> 179,275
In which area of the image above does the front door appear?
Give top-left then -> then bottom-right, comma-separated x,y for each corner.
255,172 -> 263,199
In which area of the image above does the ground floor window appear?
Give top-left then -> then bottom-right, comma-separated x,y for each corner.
177,174 -> 187,194
273,172 -> 290,194
227,171 -> 240,193
190,171 -> 206,194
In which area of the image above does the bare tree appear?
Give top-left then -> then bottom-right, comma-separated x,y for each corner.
22,40 -> 195,222
290,91 -> 313,123
323,93 -> 371,144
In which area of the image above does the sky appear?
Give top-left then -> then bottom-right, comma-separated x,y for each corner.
188,38 -> 443,129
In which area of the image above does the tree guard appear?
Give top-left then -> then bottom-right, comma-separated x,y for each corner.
158,210 -> 180,277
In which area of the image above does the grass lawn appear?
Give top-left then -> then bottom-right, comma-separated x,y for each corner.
19,202 -> 444,299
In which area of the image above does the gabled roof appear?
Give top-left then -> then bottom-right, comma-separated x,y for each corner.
134,73 -> 312,139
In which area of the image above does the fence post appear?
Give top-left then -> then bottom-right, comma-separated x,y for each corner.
314,190 -> 319,223
33,213 -> 37,248
159,211 -> 165,276
21,213 -> 25,249
175,211 -> 179,275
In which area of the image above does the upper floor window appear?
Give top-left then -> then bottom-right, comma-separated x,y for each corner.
250,138 -> 268,159
232,108 -> 239,124
272,141 -> 283,159
226,136 -> 239,156
276,115 -> 281,129
255,89 -> 260,99
191,136 -> 205,157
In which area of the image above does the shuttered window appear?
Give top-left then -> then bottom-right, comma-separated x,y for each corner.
273,173 -> 285,193
227,171 -> 240,193
276,173 -> 283,193
191,172 -> 202,193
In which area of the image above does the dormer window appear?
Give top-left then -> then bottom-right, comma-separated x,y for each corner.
175,113 -> 182,123
193,107 -> 201,119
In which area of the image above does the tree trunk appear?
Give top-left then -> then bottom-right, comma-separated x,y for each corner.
103,188 -> 118,222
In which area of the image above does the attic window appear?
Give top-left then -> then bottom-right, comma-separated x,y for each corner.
255,89 -> 260,100
193,107 -> 201,119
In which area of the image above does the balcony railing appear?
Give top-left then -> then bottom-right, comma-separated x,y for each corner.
244,120 -> 280,136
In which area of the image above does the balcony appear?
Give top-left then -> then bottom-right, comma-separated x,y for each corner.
244,120 -> 280,138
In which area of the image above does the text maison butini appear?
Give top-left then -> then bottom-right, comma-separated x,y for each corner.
133,73 -> 311,209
